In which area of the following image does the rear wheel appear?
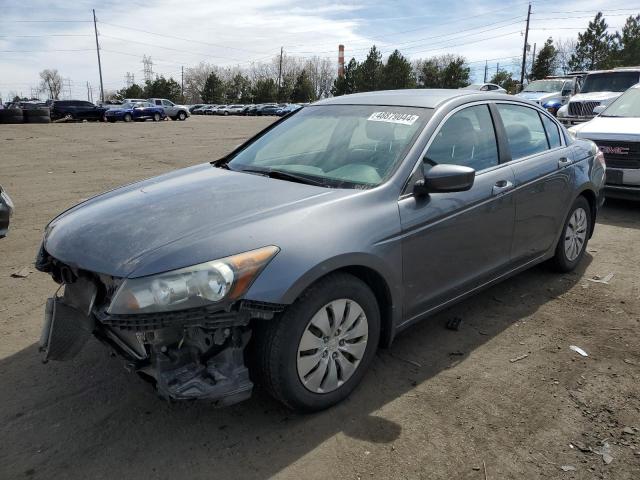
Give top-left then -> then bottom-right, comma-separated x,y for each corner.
153,112 -> 161,122
550,196 -> 591,272
123,113 -> 132,122
254,273 -> 380,412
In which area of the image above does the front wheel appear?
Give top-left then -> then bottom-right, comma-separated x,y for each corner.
550,196 -> 591,272
178,111 -> 187,121
123,113 -> 132,122
254,273 -> 380,412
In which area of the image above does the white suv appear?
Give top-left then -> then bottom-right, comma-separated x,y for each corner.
148,98 -> 190,121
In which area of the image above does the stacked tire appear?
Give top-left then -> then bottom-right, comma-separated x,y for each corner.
0,109 -> 23,124
23,108 -> 51,124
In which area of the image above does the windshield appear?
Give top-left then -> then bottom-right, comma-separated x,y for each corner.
601,87 -> 640,117
523,80 -> 565,93
226,105 -> 430,188
581,72 -> 640,93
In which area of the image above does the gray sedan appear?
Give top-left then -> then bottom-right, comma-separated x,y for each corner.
37,89 -> 604,411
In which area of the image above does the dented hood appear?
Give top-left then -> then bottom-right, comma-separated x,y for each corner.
43,163 -> 343,278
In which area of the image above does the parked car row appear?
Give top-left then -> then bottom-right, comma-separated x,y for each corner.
191,103 -> 303,117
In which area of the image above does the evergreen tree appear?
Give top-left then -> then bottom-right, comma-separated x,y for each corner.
331,58 -> 358,96
569,12 -> 615,70
144,76 -> 182,101
252,78 -> 277,103
200,72 -> 225,103
383,50 -> 416,89
224,73 -> 251,103
116,83 -> 145,100
417,59 -> 440,88
490,69 -> 518,93
355,46 -> 384,92
439,56 -> 470,88
530,38 -> 558,80
417,55 -> 470,88
615,15 -> 640,67
290,70 -> 315,102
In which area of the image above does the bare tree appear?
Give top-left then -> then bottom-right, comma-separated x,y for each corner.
39,69 -> 63,100
304,56 -> 335,99
556,38 -> 578,74
183,62 -> 216,103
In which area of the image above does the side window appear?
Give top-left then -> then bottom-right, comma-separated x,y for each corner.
541,114 -> 562,149
154,100 -> 162,106
426,105 -> 499,171
496,104 -> 549,160
162,100 -> 173,107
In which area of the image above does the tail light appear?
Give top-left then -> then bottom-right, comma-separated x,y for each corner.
595,148 -> 606,170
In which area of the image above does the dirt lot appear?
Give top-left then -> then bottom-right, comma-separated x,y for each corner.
0,116 -> 639,479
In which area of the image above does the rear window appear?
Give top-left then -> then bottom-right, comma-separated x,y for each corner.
541,115 -> 562,149
497,104 -> 549,160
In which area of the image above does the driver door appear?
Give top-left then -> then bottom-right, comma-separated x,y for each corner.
399,103 -> 516,324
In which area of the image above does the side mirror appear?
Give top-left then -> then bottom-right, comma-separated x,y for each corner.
593,105 -> 606,115
414,164 -> 476,196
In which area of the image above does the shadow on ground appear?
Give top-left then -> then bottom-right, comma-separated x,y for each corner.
0,259 -> 590,479
597,198 -> 639,229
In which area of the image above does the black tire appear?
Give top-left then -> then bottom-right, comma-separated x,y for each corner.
550,196 -> 591,272
153,113 -> 161,122
0,109 -> 23,124
178,111 -> 187,121
123,113 -> 132,122
108,118 -> 116,123
253,273 -> 380,412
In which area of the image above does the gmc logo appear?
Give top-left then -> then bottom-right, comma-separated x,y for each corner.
600,146 -> 630,155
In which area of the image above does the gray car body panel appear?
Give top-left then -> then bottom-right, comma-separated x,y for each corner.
42,90 -> 604,342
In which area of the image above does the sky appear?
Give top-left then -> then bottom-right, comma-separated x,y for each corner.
1,0 -> 638,101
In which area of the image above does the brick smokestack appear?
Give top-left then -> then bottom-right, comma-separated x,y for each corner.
338,44 -> 345,77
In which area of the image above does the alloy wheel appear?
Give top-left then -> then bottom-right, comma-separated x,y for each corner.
564,207 -> 588,261
296,299 -> 368,394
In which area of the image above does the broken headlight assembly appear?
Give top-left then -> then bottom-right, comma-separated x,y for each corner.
107,245 -> 279,314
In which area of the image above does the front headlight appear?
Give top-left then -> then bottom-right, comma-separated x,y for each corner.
108,245 -> 279,314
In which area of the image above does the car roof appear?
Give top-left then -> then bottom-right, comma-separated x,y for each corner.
313,89 -> 516,109
585,68 -> 640,75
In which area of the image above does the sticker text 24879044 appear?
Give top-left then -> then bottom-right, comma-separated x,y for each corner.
367,112 -> 420,126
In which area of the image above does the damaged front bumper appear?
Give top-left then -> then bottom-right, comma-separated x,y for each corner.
38,261 -> 284,406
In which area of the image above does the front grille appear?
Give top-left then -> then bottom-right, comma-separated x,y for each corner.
594,141 -> 640,170
568,101 -> 601,117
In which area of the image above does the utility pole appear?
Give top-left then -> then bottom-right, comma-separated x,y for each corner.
87,81 -> 90,101
496,62 -> 500,76
277,46 -> 283,101
520,3 -> 531,91
181,65 -> 184,103
483,60 -> 488,83
93,9 -> 104,104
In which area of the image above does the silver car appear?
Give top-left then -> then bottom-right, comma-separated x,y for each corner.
148,98 -> 190,121
37,89 -> 604,412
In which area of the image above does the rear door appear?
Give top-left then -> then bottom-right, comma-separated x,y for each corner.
494,103 -> 574,262
399,103 -> 516,323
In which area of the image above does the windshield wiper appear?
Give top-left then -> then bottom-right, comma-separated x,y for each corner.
239,168 -> 327,187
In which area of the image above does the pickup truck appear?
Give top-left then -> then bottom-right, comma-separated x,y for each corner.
558,68 -> 640,126
148,98 -> 190,121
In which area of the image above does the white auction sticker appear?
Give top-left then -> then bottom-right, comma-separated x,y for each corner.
367,111 -> 419,125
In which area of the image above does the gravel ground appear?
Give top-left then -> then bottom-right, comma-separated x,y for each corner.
0,116 -> 639,479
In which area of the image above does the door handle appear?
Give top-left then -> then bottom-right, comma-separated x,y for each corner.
558,157 -> 571,168
492,179 -> 513,196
